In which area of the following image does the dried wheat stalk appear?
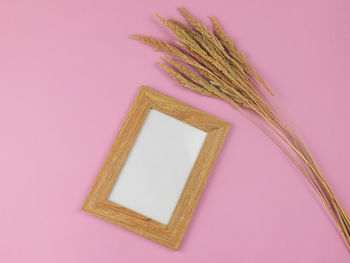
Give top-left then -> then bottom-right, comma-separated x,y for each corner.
132,7 -> 350,250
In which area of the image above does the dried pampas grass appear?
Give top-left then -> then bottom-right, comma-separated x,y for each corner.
132,7 -> 350,250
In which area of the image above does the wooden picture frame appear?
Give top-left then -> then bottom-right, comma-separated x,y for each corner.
82,86 -> 230,250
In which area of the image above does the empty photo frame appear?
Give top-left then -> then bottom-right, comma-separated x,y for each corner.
82,86 -> 230,250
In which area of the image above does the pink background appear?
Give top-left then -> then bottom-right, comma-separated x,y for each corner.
1,0 -> 350,262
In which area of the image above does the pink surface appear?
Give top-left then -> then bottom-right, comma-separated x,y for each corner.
1,0 -> 350,262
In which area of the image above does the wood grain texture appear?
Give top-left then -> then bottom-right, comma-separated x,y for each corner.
82,86 -> 230,250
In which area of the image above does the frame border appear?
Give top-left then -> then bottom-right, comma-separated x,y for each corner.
82,86 -> 230,250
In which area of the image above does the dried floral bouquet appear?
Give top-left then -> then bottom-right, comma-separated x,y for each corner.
132,8 -> 350,250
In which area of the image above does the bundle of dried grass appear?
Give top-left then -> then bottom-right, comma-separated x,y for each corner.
132,7 -> 350,250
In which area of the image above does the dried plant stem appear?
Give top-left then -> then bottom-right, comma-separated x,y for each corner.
133,7 -> 350,250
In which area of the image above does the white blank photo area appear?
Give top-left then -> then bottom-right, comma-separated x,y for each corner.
108,109 -> 207,225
